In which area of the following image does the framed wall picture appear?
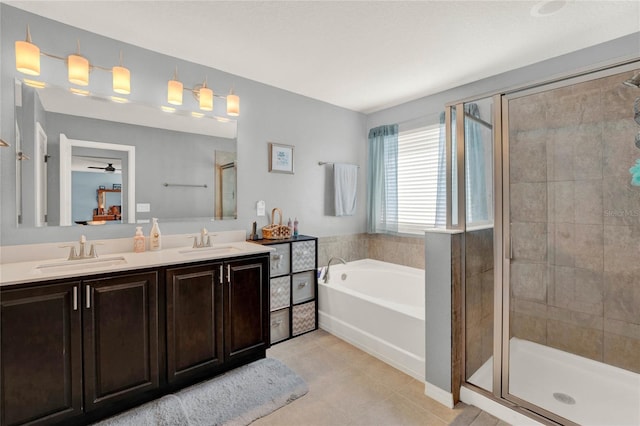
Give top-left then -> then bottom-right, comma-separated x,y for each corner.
268,142 -> 294,174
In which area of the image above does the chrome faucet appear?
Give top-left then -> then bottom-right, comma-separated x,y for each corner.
60,235 -> 101,260
192,228 -> 214,248
323,257 -> 347,283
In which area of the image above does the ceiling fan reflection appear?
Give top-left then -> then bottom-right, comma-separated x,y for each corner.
87,163 -> 120,173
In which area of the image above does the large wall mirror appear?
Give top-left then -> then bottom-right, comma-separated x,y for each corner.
14,81 -> 237,228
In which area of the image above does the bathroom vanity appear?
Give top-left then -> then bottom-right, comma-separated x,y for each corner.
0,236 -> 272,425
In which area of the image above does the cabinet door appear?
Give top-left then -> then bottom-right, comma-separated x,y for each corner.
224,255 -> 269,361
1,282 -> 82,426
166,263 -> 224,383
83,271 -> 159,411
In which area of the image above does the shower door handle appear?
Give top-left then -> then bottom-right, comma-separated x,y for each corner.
508,235 -> 513,260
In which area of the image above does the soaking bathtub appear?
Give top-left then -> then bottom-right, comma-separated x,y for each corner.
318,259 -> 425,380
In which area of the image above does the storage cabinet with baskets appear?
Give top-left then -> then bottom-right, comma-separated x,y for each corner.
252,235 -> 318,344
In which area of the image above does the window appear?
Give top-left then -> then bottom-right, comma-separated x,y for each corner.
396,124 -> 441,234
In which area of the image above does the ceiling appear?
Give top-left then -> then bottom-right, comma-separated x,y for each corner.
7,1 -> 640,113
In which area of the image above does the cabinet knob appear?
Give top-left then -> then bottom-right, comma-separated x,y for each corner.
298,282 -> 308,288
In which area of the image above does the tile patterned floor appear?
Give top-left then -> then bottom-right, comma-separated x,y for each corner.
254,329 -> 508,426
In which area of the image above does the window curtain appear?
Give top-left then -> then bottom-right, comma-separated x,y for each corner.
434,103 -> 488,228
465,103 -> 488,223
367,124 -> 399,233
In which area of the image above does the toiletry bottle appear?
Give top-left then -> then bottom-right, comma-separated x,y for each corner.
149,218 -> 161,251
133,226 -> 146,253
293,217 -> 299,237
287,217 -> 292,232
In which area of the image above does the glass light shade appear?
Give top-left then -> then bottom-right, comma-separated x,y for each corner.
68,54 -> 89,86
112,66 -> 130,94
199,86 -> 213,111
167,79 -> 183,105
15,40 -> 40,75
226,93 -> 240,116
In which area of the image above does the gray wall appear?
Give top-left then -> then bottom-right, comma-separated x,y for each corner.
0,4 -> 367,245
367,33 -> 640,131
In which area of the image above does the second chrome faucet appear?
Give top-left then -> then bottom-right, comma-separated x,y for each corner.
191,228 -> 216,248
60,235 -> 101,260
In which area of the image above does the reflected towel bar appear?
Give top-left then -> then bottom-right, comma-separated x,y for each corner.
163,183 -> 208,188
318,161 -> 359,168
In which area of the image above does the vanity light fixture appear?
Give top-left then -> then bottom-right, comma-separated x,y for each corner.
112,51 -> 130,94
166,69 -> 240,116
15,25 -> 130,95
0,138 -> 10,148
167,67 -> 183,105
68,40 -> 89,86
198,78 -> 214,111
226,88 -> 240,117
15,25 -> 40,75
15,25 -> 242,117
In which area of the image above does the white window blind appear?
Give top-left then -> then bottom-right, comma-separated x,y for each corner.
396,124 -> 441,234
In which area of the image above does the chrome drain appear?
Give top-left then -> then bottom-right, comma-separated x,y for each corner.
341,273 -> 348,281
553,392 -> 576,405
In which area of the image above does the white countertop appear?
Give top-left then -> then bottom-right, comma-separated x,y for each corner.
0,231 -> 274,287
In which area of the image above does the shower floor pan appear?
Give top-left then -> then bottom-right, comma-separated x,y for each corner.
468,337 -> 640,425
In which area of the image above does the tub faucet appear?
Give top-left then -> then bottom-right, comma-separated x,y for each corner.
324,257 -> 346,283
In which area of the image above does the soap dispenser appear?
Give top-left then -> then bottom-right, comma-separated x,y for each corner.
149,218 -> 162,251
133,226 -> 145,253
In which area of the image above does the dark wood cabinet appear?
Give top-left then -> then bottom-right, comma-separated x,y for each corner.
166,263 -> 224,384
225,256 -> 270,362
0,252 -> 269,425
166,256 -> 269,376
83,271 -> 159,411
1,282 -> 83,426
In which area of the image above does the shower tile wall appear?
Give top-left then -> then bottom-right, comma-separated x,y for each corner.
465,228 -> 494,379
509,69 -> 640,374
318,234 -> 425,270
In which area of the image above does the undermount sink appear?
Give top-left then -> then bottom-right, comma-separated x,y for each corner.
34,256 -> 128,273
178,245 -> 241,256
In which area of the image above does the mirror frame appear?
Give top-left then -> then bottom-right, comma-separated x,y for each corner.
59,134 -> 136,226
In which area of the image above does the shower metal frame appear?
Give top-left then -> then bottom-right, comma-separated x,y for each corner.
449,58 -> 640,425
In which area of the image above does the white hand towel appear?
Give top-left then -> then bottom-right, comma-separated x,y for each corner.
333,163 -> 358,216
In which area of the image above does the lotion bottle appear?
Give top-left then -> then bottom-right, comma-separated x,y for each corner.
133,226 -> 145,253
149,218 -> 162,251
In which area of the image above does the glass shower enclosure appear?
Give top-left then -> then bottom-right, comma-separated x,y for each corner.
458,63 -> 640,425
